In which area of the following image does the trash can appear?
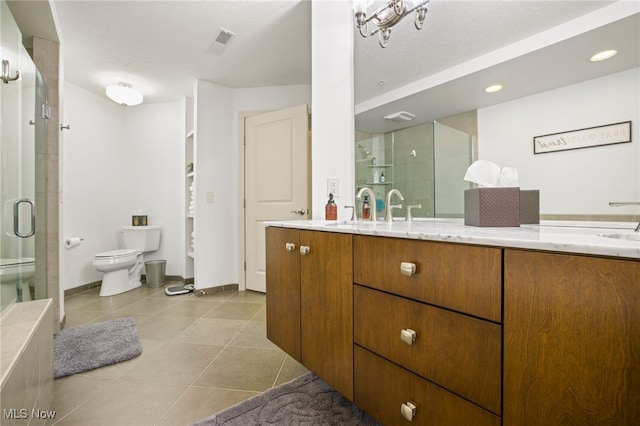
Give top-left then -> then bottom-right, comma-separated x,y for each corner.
145,260 -> 166,288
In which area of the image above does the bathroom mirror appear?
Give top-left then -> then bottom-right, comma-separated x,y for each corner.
354,2 -> 640,221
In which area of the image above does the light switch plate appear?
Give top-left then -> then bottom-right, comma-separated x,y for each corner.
206,192 -> 214,203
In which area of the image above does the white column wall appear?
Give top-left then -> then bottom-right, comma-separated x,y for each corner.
311,0 -> 355,219
193,81 -> 236,289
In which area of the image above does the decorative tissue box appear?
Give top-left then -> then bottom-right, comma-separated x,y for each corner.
464,187 -> 521,227
519,190 -> 540,224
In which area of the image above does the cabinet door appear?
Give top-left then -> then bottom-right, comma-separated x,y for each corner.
504,250 -> 640,425
265,227 -> 301,361
300,230 -> 353,400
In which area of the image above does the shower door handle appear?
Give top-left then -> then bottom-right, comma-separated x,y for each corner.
13,198 -> 36,238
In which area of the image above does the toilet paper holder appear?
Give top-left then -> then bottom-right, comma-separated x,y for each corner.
65,237 -> 84,248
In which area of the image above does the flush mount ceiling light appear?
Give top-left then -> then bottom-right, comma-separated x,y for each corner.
384,111 -> 415,122
484,84 -> 503,93
590,49 -> 617,62
105,82 -> 143,106
353,0 -> 430,48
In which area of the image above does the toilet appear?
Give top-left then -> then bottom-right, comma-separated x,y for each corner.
0,258 -> 35,304
93,225 -> 161,297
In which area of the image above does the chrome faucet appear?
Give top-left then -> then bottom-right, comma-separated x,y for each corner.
609,201 -> 640,232
356,187 -> 377,221
384,189 -> 404,223
406,204 -> 422,222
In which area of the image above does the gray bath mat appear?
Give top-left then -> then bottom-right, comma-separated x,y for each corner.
54,317 -> 142,378
192,372 -> 381,425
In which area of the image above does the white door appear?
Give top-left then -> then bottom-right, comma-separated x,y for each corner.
244,104 -> 310,292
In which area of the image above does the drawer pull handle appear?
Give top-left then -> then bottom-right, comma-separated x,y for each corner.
400,402 -> 417,421
300,245 -> 310,256
400,328 -> 417,345
400,262 -> 416,277
285,243 -> 296,252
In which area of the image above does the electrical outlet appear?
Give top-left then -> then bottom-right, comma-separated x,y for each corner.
327,178 -> 340,198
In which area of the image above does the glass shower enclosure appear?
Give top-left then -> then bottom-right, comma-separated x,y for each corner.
355,121 -> 473,219
1,5 -> 47,312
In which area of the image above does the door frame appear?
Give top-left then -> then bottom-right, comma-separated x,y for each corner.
237,110 -> 266,292
237,108 -> 311,292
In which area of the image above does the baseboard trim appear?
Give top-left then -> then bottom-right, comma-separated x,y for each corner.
65,276 -> 192,297
195,283 -> 239,296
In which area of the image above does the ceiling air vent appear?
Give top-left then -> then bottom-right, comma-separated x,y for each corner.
384,111 -> 415,122
207,28 -> 236,54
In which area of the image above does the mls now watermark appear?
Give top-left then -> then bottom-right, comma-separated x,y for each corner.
3,408 -> 57,420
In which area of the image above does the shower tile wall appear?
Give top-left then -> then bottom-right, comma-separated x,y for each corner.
32,36 -> 61,333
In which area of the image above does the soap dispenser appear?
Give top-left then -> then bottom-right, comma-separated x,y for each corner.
325,193 -> 337,220
362,195 -> 371,219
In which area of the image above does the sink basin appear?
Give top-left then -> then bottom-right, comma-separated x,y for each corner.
598,232 -> 640,241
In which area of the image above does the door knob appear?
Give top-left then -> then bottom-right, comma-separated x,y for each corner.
299,246 -> 310,255
290,208 -> 307,216
285,243 -> 296,252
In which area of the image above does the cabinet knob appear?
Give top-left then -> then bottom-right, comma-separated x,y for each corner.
400,262 -> 416,277
400,328 -> 417,345
400,401 -> 417,421
300,245 -> 310,256
285,243 -> 296,252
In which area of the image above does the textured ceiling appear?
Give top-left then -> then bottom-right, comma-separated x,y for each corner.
53,0 -> 312,103
10,0 -> 639,125
355,0 -> 639,133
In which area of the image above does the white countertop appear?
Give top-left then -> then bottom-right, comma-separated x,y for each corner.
266,219 -> 640,259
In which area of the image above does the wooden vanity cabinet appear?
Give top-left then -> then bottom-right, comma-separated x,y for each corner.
504,249 -> 640,425
265,227 -> 301,361
355,346 -> 501,426
354,284 -> 502,414
353,235 -> 502,322
353,235 -> 503,424
265,227 -> 353,400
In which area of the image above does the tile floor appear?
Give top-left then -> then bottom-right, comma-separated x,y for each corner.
48,282 -> 308,426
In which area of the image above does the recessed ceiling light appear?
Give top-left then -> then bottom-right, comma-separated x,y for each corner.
484,84 -> 503,93
590,49 -> 617,62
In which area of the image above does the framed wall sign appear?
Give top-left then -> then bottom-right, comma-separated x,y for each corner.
533,121 -> 631,154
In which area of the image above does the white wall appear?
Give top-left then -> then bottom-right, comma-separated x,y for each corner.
193,81 -> 235,289
478,68 -> 639,215
193,83 -> 311,290
61,83 -> 185,290
311,0 -> 355,219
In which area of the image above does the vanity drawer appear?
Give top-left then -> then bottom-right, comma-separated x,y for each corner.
354,285 -> 502,414
355,346 -> 501,426
353,235 -> 502,322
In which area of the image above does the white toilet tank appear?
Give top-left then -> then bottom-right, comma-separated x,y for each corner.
121,225 -> 161,252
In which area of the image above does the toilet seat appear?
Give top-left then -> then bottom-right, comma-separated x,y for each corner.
95,249 -> 138,259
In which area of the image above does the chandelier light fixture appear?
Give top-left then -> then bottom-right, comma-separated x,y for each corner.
353,0 -> 430,48
105,82 -> 143,106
